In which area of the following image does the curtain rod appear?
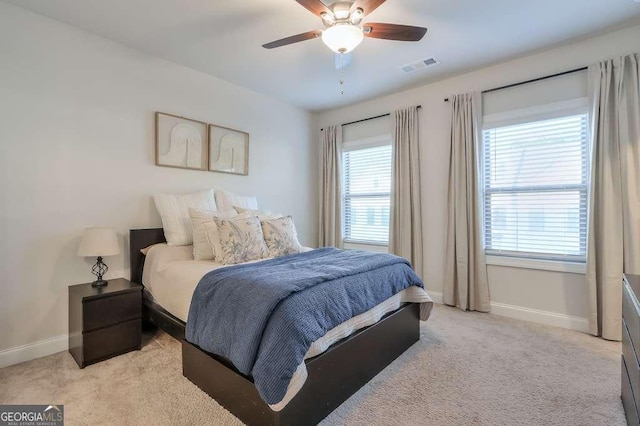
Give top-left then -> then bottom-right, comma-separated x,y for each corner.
321,105 -> 422,131
443,66 -> 588,102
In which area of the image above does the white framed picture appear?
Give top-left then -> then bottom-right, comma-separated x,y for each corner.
155,112 -> 208,171
208,124 -> 249,176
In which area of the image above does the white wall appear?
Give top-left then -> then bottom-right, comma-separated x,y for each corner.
316,24 -> 640,329
0,2 -> 317,360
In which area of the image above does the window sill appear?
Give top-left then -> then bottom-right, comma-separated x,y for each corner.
485,255 -> 586,275
343,241 -> 388,253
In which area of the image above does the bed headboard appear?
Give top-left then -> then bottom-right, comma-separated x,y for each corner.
130,228 -> 166,284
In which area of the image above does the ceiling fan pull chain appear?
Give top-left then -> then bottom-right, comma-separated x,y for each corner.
339,52 -> 345,95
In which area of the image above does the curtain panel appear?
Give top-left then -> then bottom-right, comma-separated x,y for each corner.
443,92 -> 491,312
389,106 -> 424,278
587,52 -> 640,341
318,125 -> 343,248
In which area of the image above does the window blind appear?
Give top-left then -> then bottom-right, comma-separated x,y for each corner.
482,112 -> 589,261
342,144 -> 392,244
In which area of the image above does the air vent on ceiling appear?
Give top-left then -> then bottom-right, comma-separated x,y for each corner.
401,57 -> 440,73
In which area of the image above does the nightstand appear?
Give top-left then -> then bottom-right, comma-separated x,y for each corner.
68,278 -> 142,368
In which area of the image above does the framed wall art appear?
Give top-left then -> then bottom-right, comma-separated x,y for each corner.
155,112 -> 208,171
208,124 -> 249,176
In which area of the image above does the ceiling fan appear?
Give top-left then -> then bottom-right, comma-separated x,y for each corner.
262,0 -> 428,54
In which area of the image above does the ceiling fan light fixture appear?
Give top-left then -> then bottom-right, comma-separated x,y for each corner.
320,12 -> 335,26
350,7 -> 364,24
322,24 -> 364,54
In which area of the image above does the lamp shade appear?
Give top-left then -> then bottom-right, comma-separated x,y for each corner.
321,24 -> 364,53
77,227 -> 120,257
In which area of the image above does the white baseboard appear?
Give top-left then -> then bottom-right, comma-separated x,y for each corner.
489,302 -> 590,333
0,291 -> 590,369
0,334 -> 68,369
427,290 -> 443,304
426,291 -> 590,333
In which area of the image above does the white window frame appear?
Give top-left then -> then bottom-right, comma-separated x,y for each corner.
341,134 -> 392,247
481,98 -> 590,272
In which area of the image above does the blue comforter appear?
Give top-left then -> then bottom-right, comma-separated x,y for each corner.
185,247 -> 424,405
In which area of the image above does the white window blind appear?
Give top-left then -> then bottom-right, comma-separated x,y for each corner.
342,143 -> 392,245
482,110 -> 589,262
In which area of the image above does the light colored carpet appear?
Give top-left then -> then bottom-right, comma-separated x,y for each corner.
0,304 -> 624,425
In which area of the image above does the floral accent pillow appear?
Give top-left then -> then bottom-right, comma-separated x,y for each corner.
261,216 -> 303,258
202,211 -> 252,262
212,216 -> 269,265
189,208 -> 238,260
202,212 -> 253,263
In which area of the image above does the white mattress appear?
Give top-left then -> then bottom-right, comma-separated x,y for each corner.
142,244 -> 224,322
142,243 -> 433,410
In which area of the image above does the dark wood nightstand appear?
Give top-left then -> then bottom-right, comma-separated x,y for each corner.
68,278 -> 142,368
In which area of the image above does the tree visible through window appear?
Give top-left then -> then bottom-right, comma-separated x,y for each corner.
342,144 -> 392,244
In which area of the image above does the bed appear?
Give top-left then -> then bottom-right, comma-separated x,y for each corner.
130,228 -> 432,425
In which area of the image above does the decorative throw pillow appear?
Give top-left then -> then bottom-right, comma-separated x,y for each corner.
189,208 -> 238,260
203,211 -> 251,263
209,215 -> 268,265
261,216 -> 303,258
153,189 -> 217,246
214,189 -> 258,212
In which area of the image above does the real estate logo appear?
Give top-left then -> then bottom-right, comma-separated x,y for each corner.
0,405 -> 64,426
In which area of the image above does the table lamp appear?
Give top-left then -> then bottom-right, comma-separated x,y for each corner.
77,227 -> 120,287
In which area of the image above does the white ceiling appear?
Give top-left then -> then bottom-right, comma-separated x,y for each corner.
7,0 -> 640,111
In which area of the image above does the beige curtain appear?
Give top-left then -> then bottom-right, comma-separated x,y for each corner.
587,52 -> 640,341
389,107 -> 423,277
318,125 -> 343,248
443,93 -> 491,312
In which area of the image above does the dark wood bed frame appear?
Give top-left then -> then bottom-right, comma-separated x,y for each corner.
130,228 -> 420,426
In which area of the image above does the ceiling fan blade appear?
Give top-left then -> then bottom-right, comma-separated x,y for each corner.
262,30 -> 322,49
363,23 -> 428,41
354,0 -> 387,15
295,0 -> 332,17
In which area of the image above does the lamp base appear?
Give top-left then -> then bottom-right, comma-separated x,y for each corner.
92,279 -> 108,288
91,256 -> 109,288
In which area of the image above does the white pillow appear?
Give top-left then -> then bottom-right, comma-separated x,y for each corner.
189,208 -> 238,260
261,216 -> 303,257
153,189 -> 216,246
210,215 -> 269,265
215,189 -> 258,212
233,206 -> 282,220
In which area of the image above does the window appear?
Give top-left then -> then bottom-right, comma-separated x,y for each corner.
482,104 -> 589,262
342,142 -> 392,245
